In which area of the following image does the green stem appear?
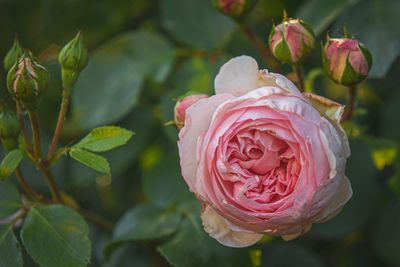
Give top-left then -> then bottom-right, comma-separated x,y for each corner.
240,25 -> 280,71
341,85 -> 357,122
48,88 -> 71,161
37,162 -> 62,203
293,65 -> 305,92
15,167 -> 41,201
16,103 -> 32,151
27,110 -> 42,162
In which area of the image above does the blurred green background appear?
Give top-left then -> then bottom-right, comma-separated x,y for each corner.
1,0 -> 400,266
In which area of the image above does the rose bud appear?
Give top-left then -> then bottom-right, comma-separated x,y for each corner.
212,0 -> 258,20
269,16 -> 315,65
6,52 -> 49,110
0,101 -> 20,151
174,94 -> 208,129
322,36 -> 372,86
3,38 -> 24,71
58,31 -> 89,89
178,55 -> 352,247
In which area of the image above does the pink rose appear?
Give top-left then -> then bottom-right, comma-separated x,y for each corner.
177,56 -> 352,247
174,94 -> 208,129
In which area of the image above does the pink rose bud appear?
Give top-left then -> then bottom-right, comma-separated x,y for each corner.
323,36 -> 372,86
174,94 -> 208,129
212,0 -> 257,20
269,17 -> 315,64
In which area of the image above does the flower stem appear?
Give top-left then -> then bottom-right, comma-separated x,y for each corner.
16,103 -> 32,151
27,110 -> 42,162
240,25 -> 280,71
48,88 -> 71,161
293,65 -> 305,92
15,167 -> 41,201
37,163 -> 62,203
341,85 -> 357,122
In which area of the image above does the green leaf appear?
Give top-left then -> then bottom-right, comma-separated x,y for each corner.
160,0 -> 235,49
296,0 -> 358,36
0,149 -> 24,180
142,146 -> 193,208
113,204 -> 181,242
69,148 -> 110,174
72,30 -> 175,130
157,215 -> 252,267
74,126 -> 134,152
261,243 -> 325,267
0,224 -> 23,267
21,204 -> 91,267
373,199 -> 400,266
0,181 -> 22,218
333,0 -> 400,77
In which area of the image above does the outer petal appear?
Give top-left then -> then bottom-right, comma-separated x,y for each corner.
303,92 -> 344,122
178,94 -> 233,193
214,56 -> 275,96
201,205 -> 263,248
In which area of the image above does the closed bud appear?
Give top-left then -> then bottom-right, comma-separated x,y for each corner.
174,94 -> 208,129
269,16 -> 315,65
322,36 -> 372,86
0,101 -> 20,151
58,31 -> 88,88
6,53 -> 49,110
3,38 -> 24,71
212,0 -> 257,20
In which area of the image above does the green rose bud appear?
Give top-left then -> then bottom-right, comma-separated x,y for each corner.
269,15 -> 315,65
6,53 -> 49,110
0,101 -> 20,151
212,0 -> 258,20
3,38 -> 24,71
58,31 -> 88,89
322,36 -> 372,86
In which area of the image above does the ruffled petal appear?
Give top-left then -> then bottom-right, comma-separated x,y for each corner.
201,205 -> 263,248
178,94 -> 233,193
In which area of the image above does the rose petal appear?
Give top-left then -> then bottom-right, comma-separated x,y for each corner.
201,205 -> 263,248
303,92 -> 344,122
178,94 -> 233,193
214,56 -> 277,96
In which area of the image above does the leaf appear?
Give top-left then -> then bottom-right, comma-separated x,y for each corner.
0,181 -> 23,218
333,0 -> 400,78
373,199 -> 400,266
21,204 -> 92,267
142,146 -> 193,208
113,204 -> 181,242
0,224 -> 23,267
157,215 -> 252,267
296,0 -> 358,36
74,126 -> 134,152
261,243 -> 325,267
0,149 -> 24,180
72,30 -> 175,130
160,0 -> 235,49
69,148 -> 110,174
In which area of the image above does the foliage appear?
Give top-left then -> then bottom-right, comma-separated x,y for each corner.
0,0 -> 399,266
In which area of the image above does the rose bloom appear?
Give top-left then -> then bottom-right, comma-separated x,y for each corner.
177,56 -> 352,248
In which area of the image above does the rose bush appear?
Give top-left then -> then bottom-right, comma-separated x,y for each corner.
177,55 -> 352,248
